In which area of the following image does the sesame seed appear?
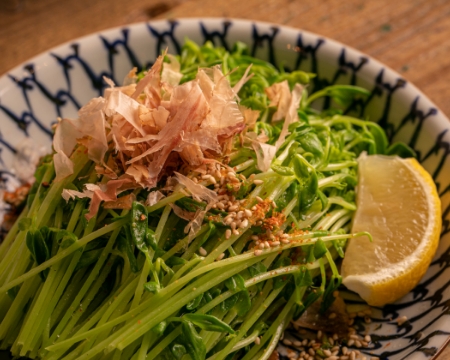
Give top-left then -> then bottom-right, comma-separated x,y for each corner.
240,219 -> 249,228
254,337 -> 260,345
237,211 -> 244,219
347,339 -> 355,347
308,349 -> 315,356
271,241 -> 280,246
340,357 -> 349,360
342,347 -> 348,355
355,341 -> 362,348
361,341 -> 368,347
371,357 -> 380,360
225,229 -> 232,239
228,205 -> 239,212
253,179 -> 264,185
254,249 -> 263,256
364,335 -> 371,343
283,339 -> 292,346
233,230 -> 239,235
333,334 -> 339,341
281,238 -> 290,244
349,352 -> 355,360
397,315 -> 408,325
329,312 -> 337,319
244,209 -> 252,217
256,196 -> 263,203
293,340 -> 302,347
202,174 -> 211,180
317,330 -> 322,339
329,338 -> 335,346
259,243 -> 265,249
199,247 -> 207,256
264,241 -> 270,248
302,339 -> 308,346
251,235 -> 259,241
210,177 -> 217,184
251,206 -> 257,211
239,174 -> 246,181
217,202 -> 225,210
216,253 -> 225,261
349,335 -> 359,340
327,356 -> 338,360
192,177 -> 198,183
323,350 -> 332,357
227,172 -> 236,178
364,316 -> 372,324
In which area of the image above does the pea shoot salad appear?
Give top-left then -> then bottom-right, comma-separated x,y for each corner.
0,40 -> 413,360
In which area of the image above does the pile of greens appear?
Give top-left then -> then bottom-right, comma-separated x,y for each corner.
0,40 -> 413,360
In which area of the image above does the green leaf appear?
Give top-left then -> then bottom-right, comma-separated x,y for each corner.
144,281 -> 160,294
271,164 -> 294,176
298,132 -> 323,157
221,293 -> 239,312
368,123 -> 388,154
186,293 -> 203,311
224,274 -> 246,292
152,320 -> 167,335
386,142 -> 416,158
146,228 -> 157,250
166,256 -> 187,266
313,239 -> 327,259
55,230 -> 78,249
74,249 -> 103,272
183,314 -> 235,334
131,201 -> 149,253
248,263 -> 267,290
294,266 -> 313,287
170,344 -> 187,360
18,218 -> 32,231
317,190 -> 328,210
235,290 -> 252,316
179,321 -> 206,360
26,229 -> 50,280
320,274 -> 342,314
293,155 -> 309,180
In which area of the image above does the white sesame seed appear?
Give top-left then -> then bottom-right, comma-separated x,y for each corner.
308,349 -> 315,356
327,356 -> 338,360
255,337 -> 260,345
370,357 -> 380,360
329,338 -> 335,346
215,170 -> 222,178
333,334 -> 339,341
342,347 -> 348,355
361,341 -> 368,347
251,206 -> 257,211
237,211 -> 244,219
225,229 -> 231,239
323,350 -> 332,357
228,205 -> 239,212
239,174 -> 246,181
355,341 -> 362,348
220,177 -> 225,185
281,238 -> 290,244
217,202 -> 225,210
193,177 -> 198,183
271,241 -> 280,246
251,235 -> 259,241
256,196 -> 263,203
254,249 -> 263,256
259,243 -> 265,249
347,339 -> 355,347
231,222 -> 237,231
264,241 -> 270,248
293,340 -> 302,347
199,247 -> 207,256
331,346 -> 339,353
317,330 -> 322,339
397,315 -> 408,326
253,179 -> 264,185
210,177 -> 217,184
364,335 -> 371,343
302,339 -> 308,346
349,352 -> 355,360
233,230 -> 239,235
244,209 -> 252,217
350,335 -> 359,340
227,172 -> 236,178
216,253 -> 225,261
240,219 -> 249,228
340,357 -> 349,360
283,339 -> 292,346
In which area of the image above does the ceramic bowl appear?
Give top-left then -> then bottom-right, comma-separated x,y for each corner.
0,18 -> 449,360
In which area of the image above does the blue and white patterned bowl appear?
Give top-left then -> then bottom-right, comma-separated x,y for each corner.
0,18 -> 449,360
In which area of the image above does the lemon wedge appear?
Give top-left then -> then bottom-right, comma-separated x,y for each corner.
341,154 -> 441,307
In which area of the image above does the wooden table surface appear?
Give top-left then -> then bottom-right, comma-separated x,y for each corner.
1,0 -> 450,358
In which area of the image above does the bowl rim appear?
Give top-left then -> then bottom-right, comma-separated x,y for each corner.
1,16 -> 449,359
